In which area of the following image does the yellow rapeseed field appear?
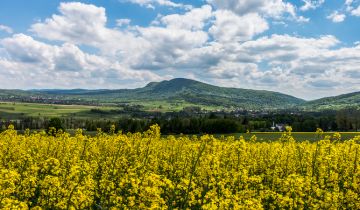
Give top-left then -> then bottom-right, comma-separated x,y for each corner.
0,125 -> 359,209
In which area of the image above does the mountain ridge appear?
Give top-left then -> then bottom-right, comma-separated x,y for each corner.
0,78 -> 359,110
301,91 -> 360,110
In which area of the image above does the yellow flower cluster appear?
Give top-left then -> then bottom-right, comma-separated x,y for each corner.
0,125 -> 359,209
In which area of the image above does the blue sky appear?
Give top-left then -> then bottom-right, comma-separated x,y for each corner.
0,0 -> 360,99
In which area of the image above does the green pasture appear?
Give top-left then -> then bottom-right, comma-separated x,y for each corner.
0,101 -> 219,119
128,100 -> 223,112
0,102 -> 120,119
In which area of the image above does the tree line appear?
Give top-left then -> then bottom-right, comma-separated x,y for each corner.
1,108 -> 359,134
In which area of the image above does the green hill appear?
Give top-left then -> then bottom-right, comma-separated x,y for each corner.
2,79 -> 360,111
134,78 -> 305,109
30,78 -> 305,110
302,92 -> 360,110
4,78 -> 360,111
0,78 -> 305,110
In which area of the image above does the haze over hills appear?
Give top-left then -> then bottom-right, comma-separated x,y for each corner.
0,78 -> 359,111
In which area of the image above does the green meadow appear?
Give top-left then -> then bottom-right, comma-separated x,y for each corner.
0,102 -> 118,119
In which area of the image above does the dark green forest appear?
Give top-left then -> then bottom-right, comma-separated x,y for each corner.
1,108 -> 359,134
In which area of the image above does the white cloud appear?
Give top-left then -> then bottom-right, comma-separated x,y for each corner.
207,0 -> 303,21
351,5 -> 360,16
345,0 -> 354,6
133,26 -> 209,69
158,5 -> 212,30
300,0 -> 325,11
327,11 -> 346,22
121,0 -> 192,10
30,2 -> 148,58
116,18 -> 131,27
0,34 -> 105,72
31,2 -> 108,45
0,33 -> 165,88
217,34 -> 360,99
1,34 -> 55,66
128,5 -> 215,70
1,2 -> 360,99
296,16 -> 310,23
345,0 -> 354,11
342,0 -> 360,16
29,2 -> 213,71
209,10 -> 269,43
0,25 -> 13,34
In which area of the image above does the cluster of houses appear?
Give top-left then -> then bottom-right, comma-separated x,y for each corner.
271,122 -> 287,132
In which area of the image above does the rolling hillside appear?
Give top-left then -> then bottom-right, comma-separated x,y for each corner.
0,78 -> 305,110
301,91 -> 360,110
125,78 -> 305,109
1,78 -> 360,111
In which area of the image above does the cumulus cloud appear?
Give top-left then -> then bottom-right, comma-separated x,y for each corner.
229,35 -> 360,98
351,6 -> 360,16
116,18 -> 131,27
121,0 -> 192,10
31,2 -> 108,45
30,2 -> 149,60
340,0 -> 360,17
207,0 -> 308,22
130,5 -> 215,70
0,33 -> 165,89
0,1 -> 360,99
344,0 -> 355,12
134,27 -> 208,69
300,0 -> 325,11
327,11 -> 346,22
1,33 -> 113,73
209,11 -> 269,43
186,33 -> 360,99
28,2 -> 216,72
157,5 -> 212,30
0,25 -> 13,34
1,34 -> 55,65
208,0 -> 292,17
345,0 -> 354,6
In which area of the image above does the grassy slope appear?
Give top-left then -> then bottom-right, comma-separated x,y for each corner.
0,78 -> 306,110
2,79 -> 360,111
302,92 -> 360,110
0,102 -> 122,119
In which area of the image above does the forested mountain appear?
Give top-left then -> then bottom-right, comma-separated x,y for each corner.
1,78 -> 360,111
301,92 -> 360,110
0,78 -> 305,110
